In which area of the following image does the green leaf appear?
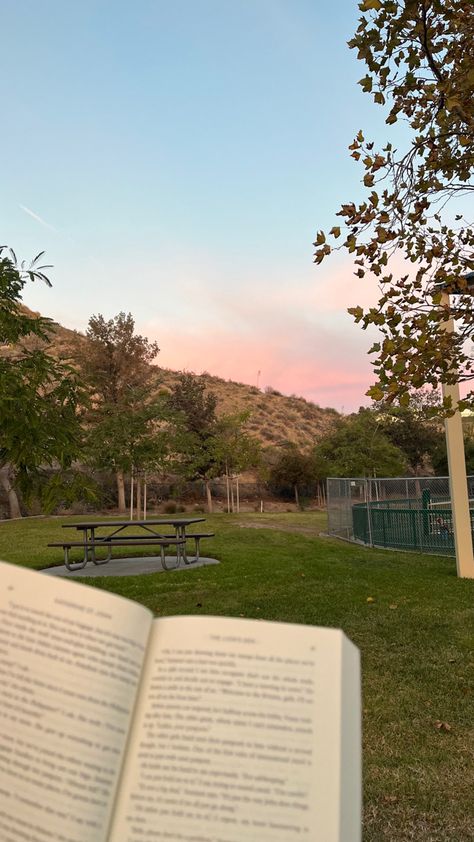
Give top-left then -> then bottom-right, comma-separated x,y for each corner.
367,385 -> 384,401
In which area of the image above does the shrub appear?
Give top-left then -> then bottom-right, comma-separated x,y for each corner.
265,386 -> 282,396
163,501 -> 177,514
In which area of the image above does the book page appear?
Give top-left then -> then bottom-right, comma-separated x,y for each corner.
0,561 -> 152,842
109,615 -> 360,842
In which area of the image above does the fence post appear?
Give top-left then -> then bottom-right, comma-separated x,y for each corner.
366,479 -> 373,546
411,509 -> 419,550
421,488 -> 430,543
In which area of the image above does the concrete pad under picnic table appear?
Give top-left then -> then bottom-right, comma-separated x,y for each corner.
42,555 -> 220,578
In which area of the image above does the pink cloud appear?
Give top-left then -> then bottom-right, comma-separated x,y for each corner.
138,254 -> 386,413
147,313 -> 375,413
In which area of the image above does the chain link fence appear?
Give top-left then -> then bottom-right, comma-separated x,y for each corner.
327,476 -> 474,556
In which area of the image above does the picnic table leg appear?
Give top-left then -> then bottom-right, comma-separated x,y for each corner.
91,548 -> 112,565
81,528 -> 95,565
64,546 -> 88,572
176,525 -> 188,566
89,528 -> 112,565
161,544 -> 179,571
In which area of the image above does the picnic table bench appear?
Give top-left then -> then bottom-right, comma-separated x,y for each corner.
48,518 -> 215,572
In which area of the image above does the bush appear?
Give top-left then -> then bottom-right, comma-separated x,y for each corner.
163,501 -> 186,514
163,501 -> 178,514
265,386 -> 282,396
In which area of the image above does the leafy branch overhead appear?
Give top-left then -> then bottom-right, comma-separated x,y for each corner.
0,248 -> 90,515
314,0 -> 474,411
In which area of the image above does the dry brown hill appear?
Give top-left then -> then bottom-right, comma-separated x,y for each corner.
12,307 -> 340,451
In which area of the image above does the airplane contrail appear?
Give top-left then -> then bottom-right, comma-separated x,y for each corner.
19,204 -> 58,233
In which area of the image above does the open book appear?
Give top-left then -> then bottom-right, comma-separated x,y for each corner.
0,560 -> 361,842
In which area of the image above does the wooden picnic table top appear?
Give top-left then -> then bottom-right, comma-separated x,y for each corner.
62,517 -> 206,530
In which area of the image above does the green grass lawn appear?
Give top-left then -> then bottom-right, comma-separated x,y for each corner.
1,511 -> 473,841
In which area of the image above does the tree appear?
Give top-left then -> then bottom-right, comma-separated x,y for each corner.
0,248 -> 85,517
374,397 -> 444,474
214,412 -> 261,512
84,395 -> 171,514
431,433 -> 474,475
267,444 -> 317,507
313,410 -> 407,478
314,1 -> 474,411
78,312 -> 160,511
167,374 -> 220,512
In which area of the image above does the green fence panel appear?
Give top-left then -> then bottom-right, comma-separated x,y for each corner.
351,504 -> 461,555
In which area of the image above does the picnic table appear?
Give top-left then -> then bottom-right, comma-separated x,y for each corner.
48,518 -> 214,572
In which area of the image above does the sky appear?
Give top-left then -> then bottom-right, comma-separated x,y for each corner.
2,0 -> 398,412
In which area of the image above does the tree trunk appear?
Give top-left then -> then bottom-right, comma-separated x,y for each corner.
230,477 -> 235,513
136,477 -> 142,520
116,469 -> 126,513
205,480 -> 213,514
294,484 -> 299,509
0,464 -> 22,519
236,476 -> 240,513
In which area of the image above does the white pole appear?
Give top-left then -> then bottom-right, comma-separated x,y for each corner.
130,468 -> 134,521
225,465 -> 230,514
441,290 -> 474,578
143,475 -> 147,520
365,479 -> 373,547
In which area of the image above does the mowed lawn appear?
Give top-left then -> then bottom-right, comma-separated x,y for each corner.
1,511 -> 473,842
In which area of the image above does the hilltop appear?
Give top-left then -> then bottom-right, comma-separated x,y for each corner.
11,307 -> 340,451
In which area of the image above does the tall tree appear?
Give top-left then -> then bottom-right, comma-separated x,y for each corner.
314,1 -> 474,411
267,444 -> 317,508
84,395 -> 171,513
168,374 -> 219,512
313,410 -> 407,478
78,312 -> 160,511
214,412 -> 261,512
431,434 -> 474,475
374,393 -> 444,474
0,248 -> 85,517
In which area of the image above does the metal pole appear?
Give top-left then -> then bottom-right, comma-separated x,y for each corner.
441,290 -> 474,578
366,479 -> 373,546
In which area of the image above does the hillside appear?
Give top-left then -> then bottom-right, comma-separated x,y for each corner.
10,307 -> 340,451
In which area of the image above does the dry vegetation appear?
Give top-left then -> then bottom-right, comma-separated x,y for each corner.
16,307 -> 340,452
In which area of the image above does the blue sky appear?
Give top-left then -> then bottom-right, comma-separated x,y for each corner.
2,0 -> 393,411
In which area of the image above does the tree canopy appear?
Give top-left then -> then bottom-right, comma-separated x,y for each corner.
374,394 -> 444,474
0,249 -> 86,516
267,443 -> 317,506
315,0 -> 474,411
80,312 -> 159,405
78,312 -> 161,511
167,374 -> 220,511
313,409 -> 407,478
